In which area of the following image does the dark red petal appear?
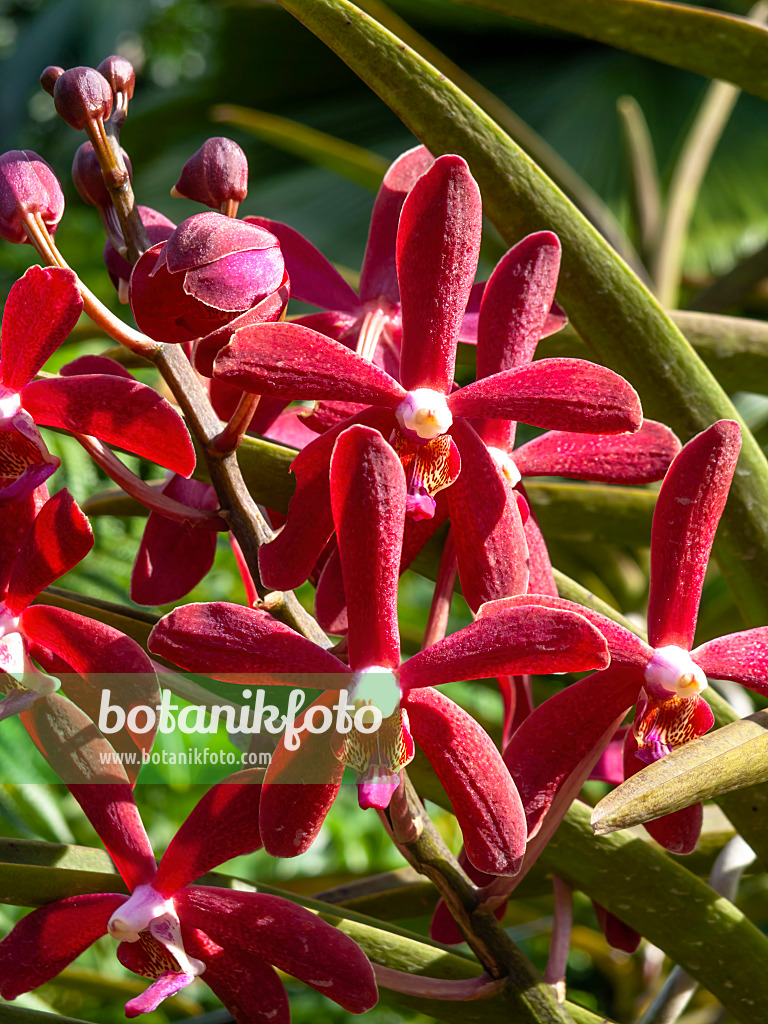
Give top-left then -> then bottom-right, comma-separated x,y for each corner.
0,486 -> 46,592
504,665 -> 643,837
215,321 -> 406,406
400,603 -> 610,692
0,893 -> 125,999
648,420 -> 741,649
405,688 -> 526,875
692,628 -> 768,696
398,155 -> 481,393
258,406 -> 394,591
479,593 -> 653,667
193,941 -> 290,1024
449,359 -> 642,434
59,355 -> 135,379
447,418 -> 529,611
0,265 -> 82,391
623,730 -> 702,854
593,902 -> 641,953
164,212 -> 279,271
22,375 -> 196,477
154,769 -> 263,897
149,602 -> 346,684
331,425 -> 404,671
131,475 -> 219,606
179,886 -> 378,1013
476,231 -> 561,378
360,144 -> 434,305
6,489 -> 92,614
244,215 -> 360,312
514,420 -> 681,484
522,505 -> 558,596
260,692 -> 345,857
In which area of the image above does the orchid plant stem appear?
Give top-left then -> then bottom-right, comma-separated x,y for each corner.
544,876 -> 574,1003
421,529 -> 457,650
386,775 -> 577,1024
152,343 -> 331,646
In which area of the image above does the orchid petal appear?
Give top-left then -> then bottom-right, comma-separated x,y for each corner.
648,420 -> 741,649
479,594 -> 653,667
244,215 -> 360,312
593,903 -> 641,954
400,603 -> 610,692
331,425 -> 405,671
6,489 -> 92,614
148,602 -> 346,685
258,407 -> 393,591
693,628 -> 768,696
0,484 -> 45,594
214,321 -> 406,405
522,507 -> 558,596
19,604 -> 159,761
59,354 -> 135,378
398,155 -> 481,393
476,231 -> 561,378
188,942 -> 290,1024
503,665 -> 643,837
446,417 -> 529,611
259,691 -> 345,857
449,359 -> 643,434
154,768 -> 263,897
0,265 -> 83,391
514,420 -> 681,484
0,893 -> 126,999
131,475 -> 219,606
22,375 -> 196,477
405,687 -> 526,875
360,144 -> 434,305
179,886 -> 378,1013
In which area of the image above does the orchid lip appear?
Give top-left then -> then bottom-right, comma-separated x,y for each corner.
487,446 -> 522,487
108,884 -> 205,982
395,388 -> 452,441
644,645 -> 708,699
0,604 -> 20,639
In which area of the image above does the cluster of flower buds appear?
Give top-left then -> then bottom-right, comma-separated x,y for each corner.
0,50 -> 766,1024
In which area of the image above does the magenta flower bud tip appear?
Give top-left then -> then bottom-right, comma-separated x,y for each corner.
53,66 -> 112,130
172,137 -> 248,209
96,55 -> 135,102
39,65 -> 63,96
73,142 -> 132,208
0,150 -> 64,244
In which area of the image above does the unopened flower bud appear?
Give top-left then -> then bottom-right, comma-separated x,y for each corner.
0,150 -> 64,244
72,141 -> 132,208
53,66 -> 112,131
172,137 -> 248,212
97,55 -> 135,111
40,65 -> 64,96
105,205 -> 175,302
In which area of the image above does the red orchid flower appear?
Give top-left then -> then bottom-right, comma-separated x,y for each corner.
503,420 -> 768,856
212,155 -> 641,611
149,425 -> 611,874
0,767 -> 378,1022
0,264 -> 196,504
0,486 -> 159,778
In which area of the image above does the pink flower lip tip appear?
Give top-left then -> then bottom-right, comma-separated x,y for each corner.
357,765 -> 401,810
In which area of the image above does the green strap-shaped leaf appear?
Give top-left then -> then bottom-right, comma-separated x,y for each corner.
540,801 -> 768,1024
212,104 -> 389,190
592,711 -> 768,834
277,0 -> 768,625
444,0 -> 768,101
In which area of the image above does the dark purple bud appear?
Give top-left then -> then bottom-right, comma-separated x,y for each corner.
96,55 -> 135,104
40,66 -> 64,96
72,142 -> 132,208
172,137 -> 248,210
53,67 -> 112,131
0,150 -> 64,244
